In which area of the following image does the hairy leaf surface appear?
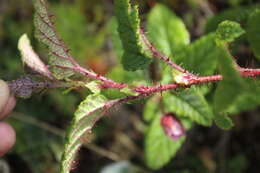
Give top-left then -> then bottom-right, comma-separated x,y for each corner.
115,0 -> 151,71
18,34 -> 53,79
33,0 -> 76,79
216,20 -> 245,43
61,94 -> 117,173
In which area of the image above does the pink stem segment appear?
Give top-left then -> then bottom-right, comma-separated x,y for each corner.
140,28 -> 190,74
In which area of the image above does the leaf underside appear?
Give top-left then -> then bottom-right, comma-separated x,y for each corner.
18,34 -> 54,79
61,94 -> 115,173
33,0 -> 75,79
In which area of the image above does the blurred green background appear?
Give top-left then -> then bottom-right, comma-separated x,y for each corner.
0,0 -> 260,173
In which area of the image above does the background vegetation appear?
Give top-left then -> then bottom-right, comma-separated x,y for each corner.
0,0 -> 260,172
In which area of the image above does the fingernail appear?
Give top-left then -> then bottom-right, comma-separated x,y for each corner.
0,80 -> 10,114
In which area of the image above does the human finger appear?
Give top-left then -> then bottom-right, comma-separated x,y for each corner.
0,122 -> 16,157
0,80 -> 10,114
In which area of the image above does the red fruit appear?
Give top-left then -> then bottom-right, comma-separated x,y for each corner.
160,113 -> 185,140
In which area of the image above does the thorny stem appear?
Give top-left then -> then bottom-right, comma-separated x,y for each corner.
133,68 -> 260,95
54,64 -> 126,89
9,67 -> 260,98
73,65 -> 127,89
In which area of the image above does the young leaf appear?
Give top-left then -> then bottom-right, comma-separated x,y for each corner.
163,89 -> 214,126
33,0 -> 76,79
18,34 -> 54,79
215,20 -> 245,43
247,9 -> 260,60
61,94 -> 116,173
147,4 -> 190,56
145,114 -> 186,170
115,0 -> 151,71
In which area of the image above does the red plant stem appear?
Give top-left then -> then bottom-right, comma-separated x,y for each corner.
239,68 -> 260,77
55,64 -> 260,92
74,65 -> 126,89
140,28 -> 190,74
54,64 -> 126,89
133,68 -> 260,95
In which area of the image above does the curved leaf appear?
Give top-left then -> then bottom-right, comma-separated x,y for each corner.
18,34 -> 54,79
215,20 -> 245,43
61,94 -> 117,173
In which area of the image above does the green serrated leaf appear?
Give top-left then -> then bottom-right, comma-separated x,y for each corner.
145,115 -> 185,170
163,89 -> 214,126
247,9 -> 260,60
174,33 -> 219,75
32,0 -> 75,79
147,4 -> 190,57
115,0 -> 151,71
61,94 -> 111,173
216,20 -> 245,43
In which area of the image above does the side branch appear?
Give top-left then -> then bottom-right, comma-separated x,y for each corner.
54,65 -> 127,89
140,28 -> 190,74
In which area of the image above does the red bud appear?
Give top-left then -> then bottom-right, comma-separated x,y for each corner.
160,113 -> 185,140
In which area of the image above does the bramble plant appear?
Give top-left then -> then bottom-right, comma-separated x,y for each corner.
6,0 -> 260,172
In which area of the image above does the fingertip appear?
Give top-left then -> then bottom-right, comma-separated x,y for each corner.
0,96 -> 16,120
0,122 -> 16,157
0,80 -> 10,113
